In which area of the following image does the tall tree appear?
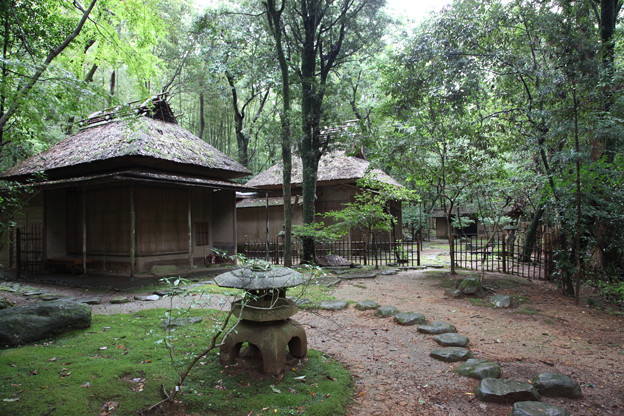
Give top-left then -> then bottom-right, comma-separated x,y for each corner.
281,0 -> 388,263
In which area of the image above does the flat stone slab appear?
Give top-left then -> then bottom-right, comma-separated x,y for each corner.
160,316 -> 203,329
110,296 -> 131,304
80,297 -> 102,305
376,306 -> 399,317
339,271 -> 378,280
394,312 -> 426,326
355,300 -> 379,310
424,264 -> 445,268
418,321 -> 457,334
476,378 -> 540,403
434,333 -> 469,347
532,372 -> 582,398
430,347 -> 473,362
319,300 -> 348,310
490,294 -> 512,308
511,401 -> 571,416
134,294 -> 160,301
380,269 -> 399,275
455,359 -> 501,380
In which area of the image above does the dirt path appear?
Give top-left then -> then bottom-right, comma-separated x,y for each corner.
2,268 -> 623,415
298,271 -> 624,416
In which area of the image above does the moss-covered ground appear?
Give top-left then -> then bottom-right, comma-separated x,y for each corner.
0,308 -> 352,416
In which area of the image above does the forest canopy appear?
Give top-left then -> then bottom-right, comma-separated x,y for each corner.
1,0 -> 624,298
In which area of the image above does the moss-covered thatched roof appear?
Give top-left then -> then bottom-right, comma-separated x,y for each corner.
1,116 -> 250,181
245,151 -> 401,189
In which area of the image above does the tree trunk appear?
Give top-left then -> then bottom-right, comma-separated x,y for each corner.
265,0 -> 293,266
198,76 -> 205,140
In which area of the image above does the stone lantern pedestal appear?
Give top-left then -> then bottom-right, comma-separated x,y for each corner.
214,266 -> 308,375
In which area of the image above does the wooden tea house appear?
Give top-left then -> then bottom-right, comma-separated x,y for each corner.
237,150 -> 403,245
0,96 -> 251,276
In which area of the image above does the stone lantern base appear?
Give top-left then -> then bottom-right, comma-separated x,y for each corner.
220,319 -> 307,375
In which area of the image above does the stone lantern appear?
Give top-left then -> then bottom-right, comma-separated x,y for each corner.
214,265 -> 308,375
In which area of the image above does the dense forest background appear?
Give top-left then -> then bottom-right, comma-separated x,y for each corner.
1,0 -> 624,300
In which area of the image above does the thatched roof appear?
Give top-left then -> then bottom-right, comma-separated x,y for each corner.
245,150 -> 401,189
1,103 -> 250,181
237,196 -> 301,209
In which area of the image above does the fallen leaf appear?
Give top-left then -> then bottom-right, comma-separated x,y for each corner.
81,382 -> 91,388
270,385 -> 281,394
294,375 -> 306,381
99,347 -> 108,350
48,357 -> 57,362
99,400 -> 118,416
2,398 -> 20,402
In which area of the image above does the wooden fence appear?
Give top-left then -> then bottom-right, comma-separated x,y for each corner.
11,225 -> 45,277
241,238 -> 422,267
454,229 -> 554,280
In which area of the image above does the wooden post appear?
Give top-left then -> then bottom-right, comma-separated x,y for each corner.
417,232 -> 421,266
188,189 -> 193,270
130,186 -> 136,278
265,192 -> 269,262
82,189 -> 87,275
16,228 -> 21,278
42,191 -> 47,268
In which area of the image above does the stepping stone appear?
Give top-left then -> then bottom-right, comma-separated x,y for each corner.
154,289 -> 184,296
290,297 -> 312,306
110,296 -> 131,304
319,300 -> 348,310
355,300 -> 379,311
476,378 -> 540,403
532,372 -> 582,398
511,401 -> 571,416
339,271 -> 377,279
380,269 -> 399,275
160,316 -> 203,329
80,297 -> 102,305
490,294 -> 511,308
41,295 -> 62,301
418,321 -> 457,334
376,306 -> 399,317
134,294 -> 160,301
430,347 -> 473,362
23,291 -> 45,297
455,359 -> 501,380
425,264 -> 444,269
394,312 -> 426,326
434,333 -> 469,347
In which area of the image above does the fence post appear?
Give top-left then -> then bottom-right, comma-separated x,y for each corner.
417,233 -> 421,266
502,234 -> 507,274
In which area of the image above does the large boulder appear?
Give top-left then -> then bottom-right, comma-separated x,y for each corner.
532,372 -> 582,398
457,276 -> 482,295
0,300 -> 91,348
